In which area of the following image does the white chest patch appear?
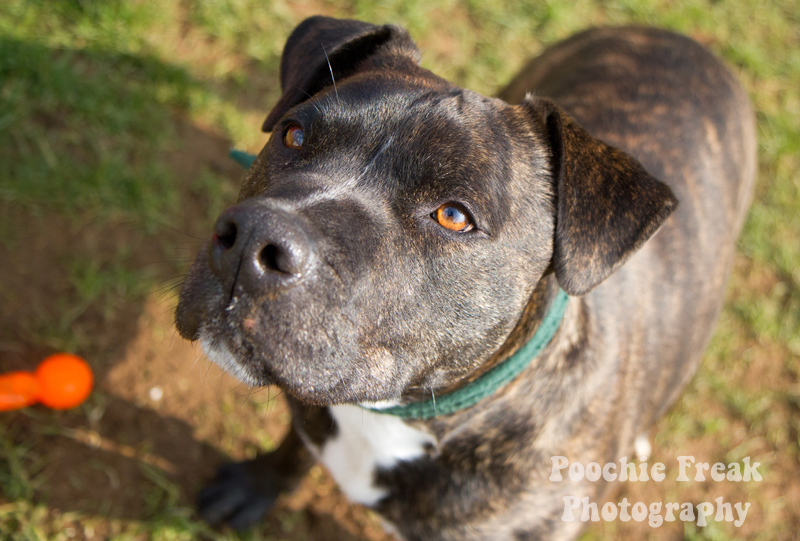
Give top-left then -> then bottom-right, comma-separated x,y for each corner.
318,404 -> 436,506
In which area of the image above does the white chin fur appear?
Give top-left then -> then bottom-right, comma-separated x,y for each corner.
200,336 -> 259,386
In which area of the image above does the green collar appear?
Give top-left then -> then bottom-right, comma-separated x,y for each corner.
363,288 -> 570,419
230,150 -> 570,421
231,149 -> 257,168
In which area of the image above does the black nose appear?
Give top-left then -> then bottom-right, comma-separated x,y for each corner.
209,200 -> 314,295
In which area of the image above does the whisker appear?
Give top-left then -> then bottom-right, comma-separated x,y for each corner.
170,328 -> 179,347
242,385 -> 255,408
322,44 -> 340,105
153,220 -> 206,242
294,86 -> 322,114
158,292 -> 183,308
155,273 -> 188,286
153,278 -> 186,297
189,346 -> 205,372
203,358 -> 213,385
151,259 -> 195,265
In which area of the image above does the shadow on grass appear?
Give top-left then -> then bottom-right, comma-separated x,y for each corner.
1,37 -> 189,220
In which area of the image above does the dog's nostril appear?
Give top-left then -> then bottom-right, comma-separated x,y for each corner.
259,244 -> 289,274
215,221 -> 237,250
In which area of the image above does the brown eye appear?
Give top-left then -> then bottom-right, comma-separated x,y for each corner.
283,124 -> 304,149
434,203 -> 473,232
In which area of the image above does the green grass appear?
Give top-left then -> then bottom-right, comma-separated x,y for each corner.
0,0 -> 798,539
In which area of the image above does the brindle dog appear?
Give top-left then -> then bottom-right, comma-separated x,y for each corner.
175,16 -> 755,540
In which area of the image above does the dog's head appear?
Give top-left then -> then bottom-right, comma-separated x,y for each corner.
175,16 -> 677,405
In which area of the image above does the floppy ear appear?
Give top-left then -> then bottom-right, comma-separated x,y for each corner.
524,97 -> 678,296
263,16 -> 420,132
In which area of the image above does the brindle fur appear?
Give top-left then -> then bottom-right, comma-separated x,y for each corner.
176,17 -> 755,541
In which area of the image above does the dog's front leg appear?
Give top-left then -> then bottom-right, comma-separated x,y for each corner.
197,402 -> 332,530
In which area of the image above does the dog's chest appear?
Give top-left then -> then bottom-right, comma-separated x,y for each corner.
316,404 -> 435,506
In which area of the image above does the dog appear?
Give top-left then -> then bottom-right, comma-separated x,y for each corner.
175,16 -> 755,540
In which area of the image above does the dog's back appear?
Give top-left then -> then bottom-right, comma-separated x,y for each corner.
502,26 -> 756,449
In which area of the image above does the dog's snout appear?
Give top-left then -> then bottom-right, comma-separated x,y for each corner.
209,201 -> 314,294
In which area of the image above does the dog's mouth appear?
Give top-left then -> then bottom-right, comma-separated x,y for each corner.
199,334 -> 263,387
175,241 -> 416,405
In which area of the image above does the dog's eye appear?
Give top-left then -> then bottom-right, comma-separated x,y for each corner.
433,203 -> 473,232
283,124 -> 304,150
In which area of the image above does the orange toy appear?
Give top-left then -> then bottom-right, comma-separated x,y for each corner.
0,353 -> 94,411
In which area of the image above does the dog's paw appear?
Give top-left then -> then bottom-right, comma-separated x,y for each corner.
197,461 -> 278,531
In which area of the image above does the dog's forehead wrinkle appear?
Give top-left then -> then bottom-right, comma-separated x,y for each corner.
287,182 -> 391,225
311,77 -> 488,137
288,174 -> 359,209
354,134 -> 395,184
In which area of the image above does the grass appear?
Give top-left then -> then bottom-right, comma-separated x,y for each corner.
0,0 -> 798,539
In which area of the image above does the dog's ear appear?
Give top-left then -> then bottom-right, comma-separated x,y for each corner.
523,97 -> 678,296
263,16 -> 420,132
